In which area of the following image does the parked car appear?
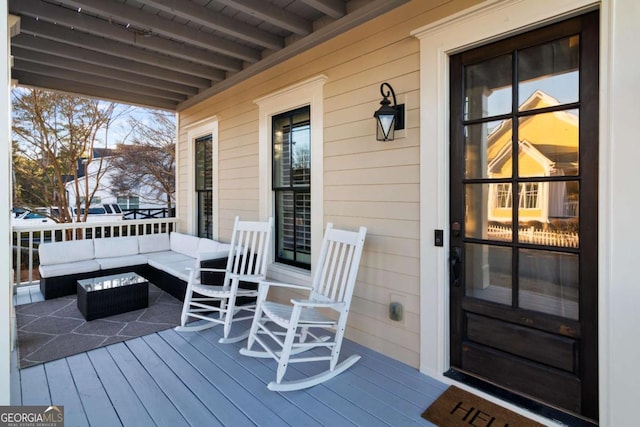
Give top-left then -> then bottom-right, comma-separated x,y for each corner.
12,203 -> 124,225
12,210 -> 52,225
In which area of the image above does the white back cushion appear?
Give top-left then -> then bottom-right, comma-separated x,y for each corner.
170,232 -> 200,258
39,240 -> 95,265
138,233 -> 171,254
94,236 -> 139,259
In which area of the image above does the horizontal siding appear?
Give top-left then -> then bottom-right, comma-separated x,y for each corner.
177,0 -> 481,368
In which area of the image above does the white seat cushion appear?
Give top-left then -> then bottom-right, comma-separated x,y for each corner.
39,240 -> 95,266
197,239 -> 231,262
145,251 -> 192,264
149,258 -> 197,282
94,236 -> 139,258
96,254 -> 148,270
170,232 -> 201,258
138,233 -> 171,254
39,260 -> 102,278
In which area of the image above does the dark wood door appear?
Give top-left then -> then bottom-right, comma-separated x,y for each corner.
448,12 -> 599,422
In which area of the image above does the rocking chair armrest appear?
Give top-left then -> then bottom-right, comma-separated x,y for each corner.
258,280 -> 312,291
228,273 -> 265,284
290,299 -> 344,309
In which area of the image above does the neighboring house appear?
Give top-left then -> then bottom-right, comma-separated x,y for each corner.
486,90 -> 579,223
65,153 -> 173,212
2,1 -> 639,426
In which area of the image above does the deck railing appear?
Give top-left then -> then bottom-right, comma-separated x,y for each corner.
12,218 -> 179,287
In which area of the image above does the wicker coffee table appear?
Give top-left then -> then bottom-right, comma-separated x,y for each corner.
77,272 -> 149,321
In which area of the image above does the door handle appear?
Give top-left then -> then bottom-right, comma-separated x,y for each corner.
450,247 -> 462,286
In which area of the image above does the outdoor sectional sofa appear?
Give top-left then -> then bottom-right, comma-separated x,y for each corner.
38,232 -> 230,300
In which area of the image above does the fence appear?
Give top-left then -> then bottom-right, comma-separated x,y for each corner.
12,217 -> 179,287
122,207 -> 174,220
487,224 -> 579,248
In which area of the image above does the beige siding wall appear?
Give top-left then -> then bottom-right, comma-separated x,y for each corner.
178,0 -> 481,367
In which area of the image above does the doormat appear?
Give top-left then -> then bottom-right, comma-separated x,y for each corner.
422,386 -> 546,427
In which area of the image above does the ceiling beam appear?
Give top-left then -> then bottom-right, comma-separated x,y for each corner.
20,18 -> 225,81
178,0 -> 410,110
57,0 -> 261,63
139,0 -> 283,50
13,59 -> 187,102
12,34 -> 211,89
11,46 -> 198,96
301,0 -> 345,19
9,0 -> 242,72
13,70 -> 179,110
214,0 -> 312,36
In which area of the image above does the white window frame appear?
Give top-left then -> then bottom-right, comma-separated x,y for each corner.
184,118 -> 219,239
256,75 -> 327,280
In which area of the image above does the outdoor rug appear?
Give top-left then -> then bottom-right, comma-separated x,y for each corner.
16,283 -> 184,369
422,385 -> 546,427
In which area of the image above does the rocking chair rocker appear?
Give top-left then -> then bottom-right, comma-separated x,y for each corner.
175,216 -> 273,343
240,223 -> 367,391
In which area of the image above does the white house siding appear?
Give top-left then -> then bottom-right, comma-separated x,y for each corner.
177,0 -> 484,367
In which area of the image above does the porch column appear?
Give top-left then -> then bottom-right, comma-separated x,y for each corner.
1,5 -> 12,405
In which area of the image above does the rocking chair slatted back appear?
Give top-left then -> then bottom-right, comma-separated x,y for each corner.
311,224 -> 366,306
227,218 -> 271,281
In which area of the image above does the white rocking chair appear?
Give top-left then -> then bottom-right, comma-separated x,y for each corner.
240,223 -> 367,391
175,216 -> 273,343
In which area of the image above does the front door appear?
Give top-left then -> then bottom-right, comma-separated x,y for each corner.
448,12 -> 598,422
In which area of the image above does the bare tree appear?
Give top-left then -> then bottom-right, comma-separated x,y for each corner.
110,110 -> 176,212
12,88 -> 116,222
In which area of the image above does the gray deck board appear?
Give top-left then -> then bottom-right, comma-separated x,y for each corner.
65,353 -> 122,427
124,337 -> 222,426
44,359 -> 89,427
16,320 -> 444,427
105,342 -> 189,427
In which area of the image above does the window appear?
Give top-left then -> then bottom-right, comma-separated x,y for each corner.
494,183 -> 540,209
117,196 -> 139,210
256,75 -> 326,275
195,134 -> 213,239
273,106 -> 311,267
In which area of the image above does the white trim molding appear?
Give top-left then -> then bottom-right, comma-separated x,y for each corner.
184,117 -> 219,239
412,0 -> 604,424
255,75 -> 327,278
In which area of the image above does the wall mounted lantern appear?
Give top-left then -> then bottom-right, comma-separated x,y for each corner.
373,82 -> 405,141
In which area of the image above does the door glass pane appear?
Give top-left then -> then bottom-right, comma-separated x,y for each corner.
465,119 -> 512,179
465,243 -> 512,305
518,36 -> 579,109
519,249 -> 579,320
465,183 -> 501,240
518,181 -> 579,248
465,54 -> 512,120
517,110 -> 579,178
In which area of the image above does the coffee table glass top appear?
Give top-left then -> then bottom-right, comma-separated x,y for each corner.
77,272 -> 147,292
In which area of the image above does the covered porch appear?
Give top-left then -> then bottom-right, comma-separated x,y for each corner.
12,287 -> 446,426
4,0 -> 640,426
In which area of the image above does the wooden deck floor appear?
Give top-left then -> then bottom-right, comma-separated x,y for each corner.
11,287 -> 447,427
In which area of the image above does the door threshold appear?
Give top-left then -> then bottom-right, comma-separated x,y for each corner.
444,369 -> 598,427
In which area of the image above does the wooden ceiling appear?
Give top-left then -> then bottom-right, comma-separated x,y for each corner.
9,0 -> 408,110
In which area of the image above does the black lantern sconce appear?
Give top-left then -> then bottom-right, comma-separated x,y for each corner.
373,82 -> 405,141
